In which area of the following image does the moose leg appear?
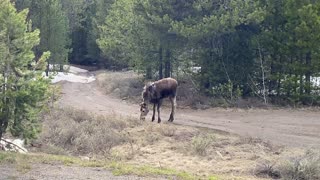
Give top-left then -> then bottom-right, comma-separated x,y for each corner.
157,100 -> 163,123
151,103 -> 156,122
169,96 -> 176,122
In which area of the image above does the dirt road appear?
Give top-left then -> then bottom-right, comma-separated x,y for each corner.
58,74 -> 320,148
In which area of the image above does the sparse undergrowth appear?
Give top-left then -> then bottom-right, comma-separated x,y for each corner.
279,150 -> 320,180
254,150 -> 320,180
191,133 -> 216,156
38,107 -> 142,156
34,107 -> 312,179
96,71 -> 144,103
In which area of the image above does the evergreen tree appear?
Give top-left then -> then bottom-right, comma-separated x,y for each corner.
27,0 -> 70,74
0,0 -> 50,140
97,0 -> 137,68
171,0 -> 264,93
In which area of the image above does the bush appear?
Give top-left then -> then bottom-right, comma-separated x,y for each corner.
211,80 -> 242,104
279,150 -> 320,180
254,160 -> 281,179
96,71 -> 144,102
191,133 -> 215,156
40,107 -> 138,156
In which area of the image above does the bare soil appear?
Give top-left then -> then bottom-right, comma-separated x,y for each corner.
58,72 -> 320,148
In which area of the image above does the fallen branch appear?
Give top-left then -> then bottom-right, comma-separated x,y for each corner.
0,138 -> 27,153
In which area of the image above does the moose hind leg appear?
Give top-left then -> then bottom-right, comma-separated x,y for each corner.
169,96 -> 176,122
151,103 -> 156,122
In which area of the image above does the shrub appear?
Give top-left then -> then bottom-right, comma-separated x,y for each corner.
279,150 -> 320,180
96,71 -> 144,102
40,107 -> 136,156
254,160 -> 281,179
191,133 -> 215,156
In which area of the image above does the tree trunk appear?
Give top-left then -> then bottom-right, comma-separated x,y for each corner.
277,55 -> 283,96
299,54 -> 304,96
46,63 -> 49,76
60,64 -> 64,72
164,49 -> 171,78
257,41 -> 267,104
269,55 -> 276,94
305,52 -> 311,95
0,63 -> 10,141
158,46 -> 163,80
287,56 -> 293,97
146,66 -> 152,79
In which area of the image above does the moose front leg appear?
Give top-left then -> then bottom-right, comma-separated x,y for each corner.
151,103 -> 156,122
157,100 -> 163,123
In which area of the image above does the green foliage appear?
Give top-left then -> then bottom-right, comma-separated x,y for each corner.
97,0 -> 136,68
18,0 -> 70,68
212,81 -> 242,103
0,0 -> 50,140
13,0 -> 320,106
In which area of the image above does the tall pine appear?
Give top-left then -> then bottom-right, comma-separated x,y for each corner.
0,0 -> 50,140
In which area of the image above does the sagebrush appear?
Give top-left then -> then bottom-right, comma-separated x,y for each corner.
39,107 -> 141,156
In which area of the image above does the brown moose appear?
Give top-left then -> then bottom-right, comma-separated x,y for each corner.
140,78 -> 178,123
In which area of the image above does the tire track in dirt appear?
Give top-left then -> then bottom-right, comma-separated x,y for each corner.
58,78 -> 320,148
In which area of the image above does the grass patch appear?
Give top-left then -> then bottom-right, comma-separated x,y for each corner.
39,107 -> 141,156
279,150 -> 320,180
108,162 -> 218,180
0,152 -> 17,164
157,124 -> 177,137
191,133 -> 216,156
0,152 -> 105,168
0,152 -> 218,179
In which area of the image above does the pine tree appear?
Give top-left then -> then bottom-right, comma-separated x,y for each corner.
97,0 -> 137,68
0,0 -> 50,140
27,0 -> 70,74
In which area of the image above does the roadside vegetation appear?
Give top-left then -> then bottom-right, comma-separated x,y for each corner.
0,152 -> 212,180
22,107 -> 316,179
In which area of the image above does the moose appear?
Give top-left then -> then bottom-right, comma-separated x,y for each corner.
140,78 -> 178,123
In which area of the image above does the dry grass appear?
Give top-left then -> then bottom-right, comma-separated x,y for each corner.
96,71 -> 144,103
39,107 -> 141,156
0,152 -> 215,180
108,122 -> 303,179
254,160 -> 281,179
36,106 -> 309,179
253,150 -> 320,180
279,150 -> 320,180
156,124 -> 177,137
190,133 -> 216,156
